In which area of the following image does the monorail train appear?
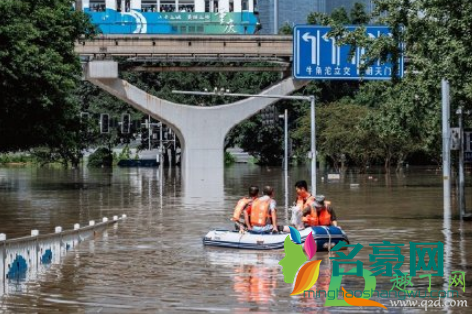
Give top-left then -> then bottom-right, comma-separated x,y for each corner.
75,0 -> 260,34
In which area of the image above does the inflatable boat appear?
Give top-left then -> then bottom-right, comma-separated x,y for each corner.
203,226 -> 349,251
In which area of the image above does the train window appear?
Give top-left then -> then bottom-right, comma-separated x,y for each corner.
197,25 -> 204,33
90,0 -> 106,12
116,0 -> 131,12
189,25 -> 196,33
160,1 -> 177,12
180,26 -> 187,33
242,0 -> 248,11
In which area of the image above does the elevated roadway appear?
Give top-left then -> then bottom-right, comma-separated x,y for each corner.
76,34 -> 293,65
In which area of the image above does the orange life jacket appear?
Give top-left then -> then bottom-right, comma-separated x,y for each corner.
296,193 -> 315,210
232,197 -> 252,221
304,201 -> 332,226
250,198 -> 271,227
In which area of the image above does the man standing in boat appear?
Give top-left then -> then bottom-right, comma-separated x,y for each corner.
245,186 -> 286,233
291,180 -> 315,229
302,195 -> 338,227
231,186 -> 259,231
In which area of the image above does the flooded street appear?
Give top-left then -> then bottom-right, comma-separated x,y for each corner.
0,164 -> 471,313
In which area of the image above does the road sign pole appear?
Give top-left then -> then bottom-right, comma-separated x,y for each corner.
442,79 -> 451,215
310,96 -> 316,196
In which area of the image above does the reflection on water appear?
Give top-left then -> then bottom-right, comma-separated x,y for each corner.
0,164 -> 471,313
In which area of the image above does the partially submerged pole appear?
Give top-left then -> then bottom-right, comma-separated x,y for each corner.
442,79 -> 451,214
284,109 -> 289,209
310,96 -> 317,196
458,107 -> 465,219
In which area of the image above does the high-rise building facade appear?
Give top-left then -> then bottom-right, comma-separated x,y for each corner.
258,0 -> 374,34
323,0 -> 374,15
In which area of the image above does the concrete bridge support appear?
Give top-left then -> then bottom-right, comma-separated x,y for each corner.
86,61 -> 306,201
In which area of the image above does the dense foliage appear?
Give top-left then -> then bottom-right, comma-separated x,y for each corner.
0,0 -> 94,166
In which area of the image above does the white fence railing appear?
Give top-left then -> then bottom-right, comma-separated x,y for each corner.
0,214 -> 127,286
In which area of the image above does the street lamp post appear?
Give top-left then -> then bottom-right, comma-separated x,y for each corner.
279,109 -> 289,209
172,89 -> 317,196
310,96 -> 316,197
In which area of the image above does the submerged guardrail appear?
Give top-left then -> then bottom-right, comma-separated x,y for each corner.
0,214 -> 127,283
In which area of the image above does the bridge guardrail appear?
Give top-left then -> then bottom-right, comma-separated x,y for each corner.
0,214 -> 127,287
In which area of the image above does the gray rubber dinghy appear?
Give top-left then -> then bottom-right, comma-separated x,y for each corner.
203,226 -> 349,250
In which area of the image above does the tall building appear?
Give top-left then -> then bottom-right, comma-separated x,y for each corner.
323,0 -> 374,15
258,0 -> 374,34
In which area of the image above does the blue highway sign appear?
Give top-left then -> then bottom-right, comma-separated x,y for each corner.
293,25 -> 404,80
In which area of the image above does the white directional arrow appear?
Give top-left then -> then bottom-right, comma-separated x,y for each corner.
302,32 -> 319,65
322,33 -> 340,66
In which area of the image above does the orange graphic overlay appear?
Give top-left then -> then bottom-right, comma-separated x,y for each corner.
290,260 -> 322,296
341,287 -> 387,309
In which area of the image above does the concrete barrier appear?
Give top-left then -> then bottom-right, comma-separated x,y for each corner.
0,214 -> 127,283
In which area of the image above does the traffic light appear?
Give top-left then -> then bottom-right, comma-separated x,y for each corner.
450,128 -> 461,150
121,114 -> 130,134
261,105 -> 277,126
100,113 -> 109,133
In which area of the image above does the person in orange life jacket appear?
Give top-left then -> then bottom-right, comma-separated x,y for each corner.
232,186 -> 259,231
294,180 -> 315,209
290,180 -> 315,229
302,195 -> 338,227
246,186 -> 286,233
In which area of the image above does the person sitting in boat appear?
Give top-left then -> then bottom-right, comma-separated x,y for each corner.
302,195 -> 338,227
290,180 -> 316,229
245,186 -> 286,233
231,185 -> 259,231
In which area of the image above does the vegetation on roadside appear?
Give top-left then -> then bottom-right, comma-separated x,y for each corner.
0,153 -> 36,164
87,148 -> 114,167
0,0 -> 96,167
224,152 -> 236,165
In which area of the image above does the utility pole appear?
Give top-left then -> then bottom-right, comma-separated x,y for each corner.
457,107 -> 465,219
280,109 -> 289,208
148,115 -> 151,151
310,96 -> 316,196
442,79 -> 451,214
159,122 -> 164,166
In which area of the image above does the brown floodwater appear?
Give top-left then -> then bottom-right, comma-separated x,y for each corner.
0,164 -> 471,313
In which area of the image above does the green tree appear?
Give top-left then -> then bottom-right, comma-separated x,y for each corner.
293,101 -> 374,172
356,81 -> 426,172
350,2 -> 370,25
278,23 -> 293,35
0,0 -> 94,165
348,0 -> 472,166
330,7 -> 351,25
307,12 -> 330,25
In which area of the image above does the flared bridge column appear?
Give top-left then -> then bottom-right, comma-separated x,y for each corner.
86,61 -> 307,201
